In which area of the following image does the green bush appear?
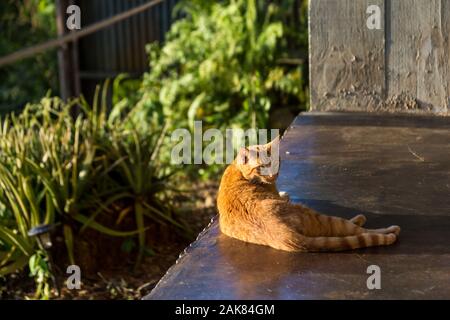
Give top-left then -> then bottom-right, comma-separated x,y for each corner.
0,87 -> 187,298
131,0 -> 308,177
137,0 -> 308,128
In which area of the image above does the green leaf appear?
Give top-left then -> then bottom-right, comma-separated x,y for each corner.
0,225 -> 33,256
73,213 -> 145,237
0,254 -> 29,276
187,93 -> 206,131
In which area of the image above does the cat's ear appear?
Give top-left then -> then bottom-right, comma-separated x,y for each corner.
236,147 -> 249,165
265,136 -> 280,152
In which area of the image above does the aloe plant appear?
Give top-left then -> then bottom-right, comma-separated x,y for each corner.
0,86 -> 187,297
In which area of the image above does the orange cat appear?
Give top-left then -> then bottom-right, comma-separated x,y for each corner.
217,137 -> 401,252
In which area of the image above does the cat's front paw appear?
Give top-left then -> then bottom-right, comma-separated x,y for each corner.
279,191 -> 290,202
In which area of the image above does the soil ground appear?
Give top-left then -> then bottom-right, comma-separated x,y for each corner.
0,182 -> 218,300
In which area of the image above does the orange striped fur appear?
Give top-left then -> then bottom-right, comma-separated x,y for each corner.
217,139 -> 400,252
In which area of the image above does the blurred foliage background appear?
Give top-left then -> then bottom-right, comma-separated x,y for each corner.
125,0 -> 309,178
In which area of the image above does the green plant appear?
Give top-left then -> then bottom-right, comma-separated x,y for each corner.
28,251 -> 51,300
132,0 -> 308,178
138,0 -> 308,127
0,87 -> 187,297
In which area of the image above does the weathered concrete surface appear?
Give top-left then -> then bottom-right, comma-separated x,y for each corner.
309,0 -> 386,112
145,112 -> 450,300
309,0 -> 450,114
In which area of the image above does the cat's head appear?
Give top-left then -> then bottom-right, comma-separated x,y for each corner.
235,137 -> 280,184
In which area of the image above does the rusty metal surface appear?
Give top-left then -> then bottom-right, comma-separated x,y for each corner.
145,112 -> 450,300
77,0 -> 180,101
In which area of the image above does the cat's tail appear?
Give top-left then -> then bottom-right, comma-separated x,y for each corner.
300,232 -> 398,252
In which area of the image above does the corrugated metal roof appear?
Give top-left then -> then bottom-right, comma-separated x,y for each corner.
78,0 -> 179,76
